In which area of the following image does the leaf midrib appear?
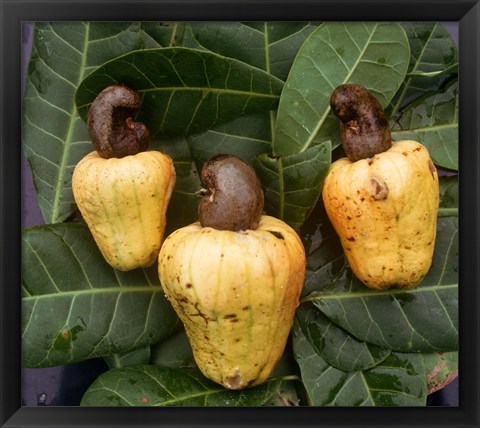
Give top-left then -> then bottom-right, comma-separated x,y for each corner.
263,22 -> 277,138
89,374 -> 285,406
389,24 -> 436,118
23,284 -> 164,301
302,283 -> 457,303
392,122 -> 457,135
77,86 -> 281,112
51,23 -> 90,223
299,23 -> 378,153
128,86 -> 280,97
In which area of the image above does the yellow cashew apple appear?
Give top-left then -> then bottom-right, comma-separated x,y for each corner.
158,155 -> 306,389
322,84 -> 439,289
72,84 -> 176,271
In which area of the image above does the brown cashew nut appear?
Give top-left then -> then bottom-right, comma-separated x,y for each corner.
198,154 -> 264,231
330,83 -> 392,161
87,84 -> 150,159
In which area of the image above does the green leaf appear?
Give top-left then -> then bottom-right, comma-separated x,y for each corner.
253,142 -> 331,230
176,22 -> 326,227
439,175 -> 458,217
272,22 -> 410,157
392,79 -> 458,170
293,323 -> 427,406
295,303 -> 391,372
302,217 -> 458,352
406,63 -> 458,78
183,22 -> 321,174
263,386 -> 300,406
23,22 -> 151,224
184,22 -> 318,81
104,347 -> 151,369
140,22 -> 186,48
80,365 -> 285,406
172,22 -> 329,231
151,138 -> 201,232
423,351 -> 458,394
150,328 -> 196,369
299,203 -> 345,298
388,22 -> 458,118
22,223 -> 179,367
264,350 -> 301,406
188,112 -> 272,171
75,47 -> 284,140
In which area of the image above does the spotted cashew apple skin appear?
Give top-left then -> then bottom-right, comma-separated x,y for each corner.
322,140 -> 439,290
158,215 -> 306,389
73,150 -> 176,271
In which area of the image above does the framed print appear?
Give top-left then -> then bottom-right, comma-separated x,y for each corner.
1,0 -> 479,427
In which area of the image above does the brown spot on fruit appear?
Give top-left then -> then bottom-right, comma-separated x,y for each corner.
223,314 -> 237,319
371,178 -> 388,200
225,372 -> 243,389
268,230 -> 285,240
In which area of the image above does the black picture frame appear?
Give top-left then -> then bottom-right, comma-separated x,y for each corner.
1,0 -> 479,427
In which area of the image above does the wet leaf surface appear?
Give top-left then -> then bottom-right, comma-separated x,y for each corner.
293,323 -> 427,406
302,216 -> 458,352
295,303 -> 391,372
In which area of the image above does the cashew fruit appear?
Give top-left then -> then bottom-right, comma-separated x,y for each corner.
323,140 -> 439,289
72,84 -> 176,271
158,155 -> 306,389
73,150 -> 175,271
158,215 -> 306,389
323,84 -> 440,290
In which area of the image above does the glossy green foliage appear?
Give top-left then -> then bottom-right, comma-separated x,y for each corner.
293,325 -> 427,406
295,303 -> 391,372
